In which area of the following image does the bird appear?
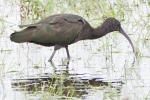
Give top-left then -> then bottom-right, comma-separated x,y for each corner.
10,14 -> 134,62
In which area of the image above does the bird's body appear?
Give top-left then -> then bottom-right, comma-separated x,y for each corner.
10,14 -> 134,61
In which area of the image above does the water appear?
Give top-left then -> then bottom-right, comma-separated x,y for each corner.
0,0 -> 150,100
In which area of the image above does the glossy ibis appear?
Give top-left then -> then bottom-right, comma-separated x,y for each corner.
10,14 -> 134,62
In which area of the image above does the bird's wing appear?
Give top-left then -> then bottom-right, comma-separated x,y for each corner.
32,16 -> 85,45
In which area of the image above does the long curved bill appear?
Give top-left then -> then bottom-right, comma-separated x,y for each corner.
119,27 -> 135,52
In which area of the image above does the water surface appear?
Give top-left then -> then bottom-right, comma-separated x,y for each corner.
0,0 -> 150,100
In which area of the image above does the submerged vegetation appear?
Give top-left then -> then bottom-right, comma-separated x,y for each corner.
0,0 -> 150,100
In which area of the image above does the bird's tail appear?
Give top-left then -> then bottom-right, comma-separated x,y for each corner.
10,27 -> 35,43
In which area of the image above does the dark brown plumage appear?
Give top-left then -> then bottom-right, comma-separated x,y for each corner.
10,14 -> 134,61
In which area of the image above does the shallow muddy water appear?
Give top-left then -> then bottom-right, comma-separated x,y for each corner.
0,0 -> 150,100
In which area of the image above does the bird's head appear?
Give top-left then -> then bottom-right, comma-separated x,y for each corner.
103,17 -> 122,32
103,17 -> 135,52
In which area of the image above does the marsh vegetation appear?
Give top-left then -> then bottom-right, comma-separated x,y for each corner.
0,0 -> 150,100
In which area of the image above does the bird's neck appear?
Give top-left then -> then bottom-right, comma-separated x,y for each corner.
93,23 -> 112,39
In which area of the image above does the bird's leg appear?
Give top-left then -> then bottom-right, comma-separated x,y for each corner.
48,45 -> 63,62
65,46 -> 70,58
48,50 -> 56,62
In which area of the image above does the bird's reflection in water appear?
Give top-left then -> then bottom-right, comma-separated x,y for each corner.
50,58 -> 70,74
12,60 -> 123,98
